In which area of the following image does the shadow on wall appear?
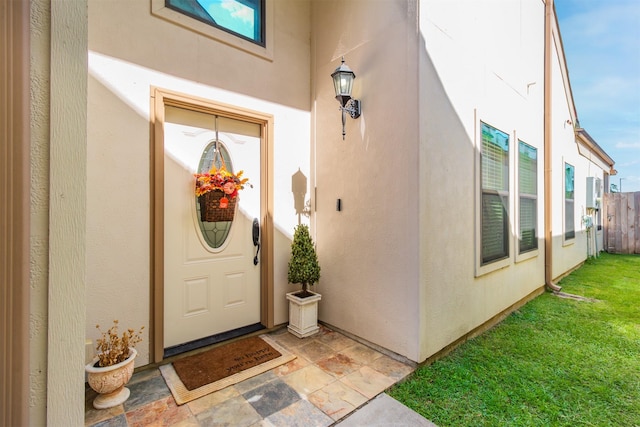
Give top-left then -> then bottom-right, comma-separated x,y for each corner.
292,168 -> 311,225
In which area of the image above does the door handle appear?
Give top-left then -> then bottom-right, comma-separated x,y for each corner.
252,218 -> 260,265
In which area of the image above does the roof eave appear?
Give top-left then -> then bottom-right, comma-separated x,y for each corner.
575,127 -> 617,175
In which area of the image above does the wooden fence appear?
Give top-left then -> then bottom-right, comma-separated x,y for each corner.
604,191 -> 640,254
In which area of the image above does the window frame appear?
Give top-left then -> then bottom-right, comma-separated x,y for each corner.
516,140 -> 539,260
151,0 -> 274,60
476,120 -> 512,276
564,162 -> 575,243
165,0 -> 265,46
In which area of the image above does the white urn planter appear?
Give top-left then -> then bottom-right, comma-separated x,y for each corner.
286,291 -> 322,338
85,348 -> 137,409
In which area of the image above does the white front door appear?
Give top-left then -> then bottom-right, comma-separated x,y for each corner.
163,105 -> 262,350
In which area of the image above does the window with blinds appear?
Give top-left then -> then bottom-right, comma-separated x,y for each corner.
481,122 -> 510,264
565,163 -> 575,240
518,141 -> 537,253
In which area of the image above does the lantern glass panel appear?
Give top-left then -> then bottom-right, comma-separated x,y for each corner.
333,72 -> 353,97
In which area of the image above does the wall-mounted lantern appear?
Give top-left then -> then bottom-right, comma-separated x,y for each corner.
331,57 -> 361,139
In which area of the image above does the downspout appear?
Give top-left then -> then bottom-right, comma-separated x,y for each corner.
544,0 -> 562,292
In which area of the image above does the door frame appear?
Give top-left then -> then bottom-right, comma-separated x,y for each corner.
1,0 -> 30,422
150,87 -> 274,362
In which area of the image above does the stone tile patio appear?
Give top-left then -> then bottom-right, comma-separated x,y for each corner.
85,325 -> 415,427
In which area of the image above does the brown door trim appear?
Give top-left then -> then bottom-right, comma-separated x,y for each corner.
150,87 -> 274,362
0,0 -> 31,424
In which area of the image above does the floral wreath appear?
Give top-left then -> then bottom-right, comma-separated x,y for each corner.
194,165 -> 249,199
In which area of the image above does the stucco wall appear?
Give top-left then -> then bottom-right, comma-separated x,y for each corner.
549,37 -> 590,278
418,0 -> 547,361
311,0 -> 422,361
86,0 -> 311,366
29,1 -> 51,423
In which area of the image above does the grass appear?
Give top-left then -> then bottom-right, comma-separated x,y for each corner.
389,253 -> 640,426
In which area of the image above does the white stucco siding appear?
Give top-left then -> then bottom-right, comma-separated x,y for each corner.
549,37 -> 589,278
418,0 -> 546,361
86,0 -> 311,366
312,0 -> 421,361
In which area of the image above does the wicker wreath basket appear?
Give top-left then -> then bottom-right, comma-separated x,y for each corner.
198,190 -> 237,222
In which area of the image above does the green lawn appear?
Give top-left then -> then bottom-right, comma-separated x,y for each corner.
389,253 -> 640,426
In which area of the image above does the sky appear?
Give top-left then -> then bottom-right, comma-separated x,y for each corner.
555,0 -> 640,192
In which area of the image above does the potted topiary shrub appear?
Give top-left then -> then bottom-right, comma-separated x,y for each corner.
286,224 -> 322,338
85,320 -> 144,409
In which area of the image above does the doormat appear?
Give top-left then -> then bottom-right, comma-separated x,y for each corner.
159,335 -> 295,405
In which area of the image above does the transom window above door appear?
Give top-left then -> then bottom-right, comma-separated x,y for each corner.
166,0 -> 265,45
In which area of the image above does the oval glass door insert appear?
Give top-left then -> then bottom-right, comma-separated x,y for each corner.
195,141 -> 235,249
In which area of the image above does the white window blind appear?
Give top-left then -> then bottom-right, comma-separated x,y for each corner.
481,122 -> 510,264
518,142 -> 537,253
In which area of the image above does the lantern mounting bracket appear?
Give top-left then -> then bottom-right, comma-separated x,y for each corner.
342,99 -> 361,119
338,99 -> 361,139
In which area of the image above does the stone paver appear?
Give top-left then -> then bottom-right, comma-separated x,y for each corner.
85,325 -> 427,427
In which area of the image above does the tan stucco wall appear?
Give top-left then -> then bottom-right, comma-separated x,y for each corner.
86,0 -> 311,366
417,0 -> 547,361
29,0 -> 51,423
311,0 -> 422,361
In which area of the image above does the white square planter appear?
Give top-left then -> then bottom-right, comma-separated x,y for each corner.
286,290 -> 322,338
